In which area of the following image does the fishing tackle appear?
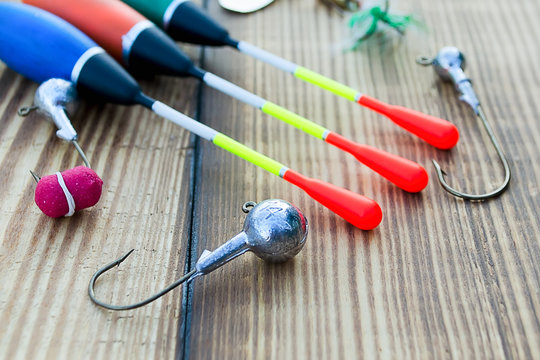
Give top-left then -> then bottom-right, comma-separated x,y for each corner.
218,0 -> 275,13
0,3 -> 382,229
19,78 -> 90,167
26,0 -> 429,193
417,47 -> 511,200
89,199 -> 308,310
120,0 -> 459,150
19,78 -> 103,217
321,0 -> 419,46
321,0 -> 421,49
33,166 -> 103,217
347,1 -> 422,49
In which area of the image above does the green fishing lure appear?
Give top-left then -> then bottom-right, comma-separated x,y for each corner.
324,0 -> 423,49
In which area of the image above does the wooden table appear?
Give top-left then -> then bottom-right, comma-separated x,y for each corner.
1,0 -> 539,358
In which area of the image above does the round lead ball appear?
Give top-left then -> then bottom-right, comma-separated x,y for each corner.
195,199 -> 308,274
242,199 -> 308,262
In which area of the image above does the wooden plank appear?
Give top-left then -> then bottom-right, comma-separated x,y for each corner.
185,0 -> 540,359
0,3 -> 204,356
1,0 -> 539,358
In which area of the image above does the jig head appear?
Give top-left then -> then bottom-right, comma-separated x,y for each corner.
89,199 -> 308,311
19,78 -> 90,168
417,46 -> 511,200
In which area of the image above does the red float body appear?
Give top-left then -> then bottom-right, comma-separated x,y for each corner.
34,166 -> 103,218
283,169 -> 383,230
325,132 -> 429,193
358,95 -> 460,150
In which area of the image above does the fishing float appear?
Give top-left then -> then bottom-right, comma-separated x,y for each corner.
117,0 -> 460,150
26,0 -> 429,193
0,2 -> 382,230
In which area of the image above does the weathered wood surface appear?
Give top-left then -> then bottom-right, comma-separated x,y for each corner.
1,0 -> 540,359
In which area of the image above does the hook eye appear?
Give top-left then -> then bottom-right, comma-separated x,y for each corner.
18,105 -> 38,117
416,56 -> 434,66
242,201 -> 257,213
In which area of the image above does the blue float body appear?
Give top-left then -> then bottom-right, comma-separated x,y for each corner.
0,2 -> 97,84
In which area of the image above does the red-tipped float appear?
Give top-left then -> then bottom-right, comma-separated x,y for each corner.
26,0 -> 430,194
283,169 -> 383,230
1,3 -> 382,230
358,95 -> 459,150
113,0 -> 459,150
325,132 -> 429,193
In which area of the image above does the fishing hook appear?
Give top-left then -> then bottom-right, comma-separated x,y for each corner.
89,199 -> 308,311
417,47 -> 511,200
89,249 -> 198,311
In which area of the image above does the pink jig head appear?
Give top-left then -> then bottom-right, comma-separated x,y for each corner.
21,79 -> 103,217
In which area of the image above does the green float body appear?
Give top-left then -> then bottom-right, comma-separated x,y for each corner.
121,0 -> 459,150
123,0 -> 169,25
123,0 -> 236,46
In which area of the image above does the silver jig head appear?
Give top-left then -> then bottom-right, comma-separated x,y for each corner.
88,199 -> 308,311
417,46 -> 511,200
19,78 -> 90,168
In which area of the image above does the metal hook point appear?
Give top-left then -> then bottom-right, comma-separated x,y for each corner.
29,170 -> 41,183
88,249 -> 197,311
432,106 -> 511,201
114,248 -> 136,267
88,200 -> 307,311
419,47 -> 511,200
431,160 -> 447,176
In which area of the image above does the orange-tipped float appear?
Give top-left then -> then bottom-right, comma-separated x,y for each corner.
283,170 -> 383,230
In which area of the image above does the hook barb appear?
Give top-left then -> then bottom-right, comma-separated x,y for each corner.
418,47 -> 511,200
29,170 -> 41,183
88,249 -> 197,311
433,106 -> 511,200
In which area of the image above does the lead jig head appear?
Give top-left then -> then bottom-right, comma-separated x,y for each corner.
417,47 -> 511,200
19,78 -> 90,167
20,79 -> 103,217
89,199 -> 308,311
418,47 -> 479,113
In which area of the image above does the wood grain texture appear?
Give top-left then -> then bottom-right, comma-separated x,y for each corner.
0,0 -> 204,357
0,0 -> 539,359
185,0 -> 540,359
